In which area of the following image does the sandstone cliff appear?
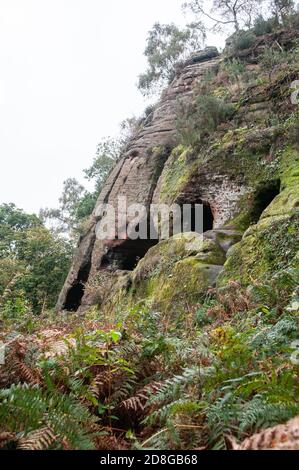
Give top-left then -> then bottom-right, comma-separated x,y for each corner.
1,23 -> 298,453
57,28 -> 299,319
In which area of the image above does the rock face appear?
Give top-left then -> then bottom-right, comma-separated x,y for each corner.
57,30 -> 299,314
57,48 -> 221,312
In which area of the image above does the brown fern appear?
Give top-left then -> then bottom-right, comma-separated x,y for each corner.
9,340 -> 41,385
89,370 -> 114,399
228,415 -> 299,450
0,432 -> 17,449
18,427 -> 57,451
95,435 -> 129,451
12,358 -> 41,385
120,381 -> 162,414
0,338 -> 40,387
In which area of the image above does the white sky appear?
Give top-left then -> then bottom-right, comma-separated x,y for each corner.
0,0 -> 224,214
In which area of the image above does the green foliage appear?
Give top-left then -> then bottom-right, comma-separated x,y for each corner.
230,30 -> 256,52
0,203 -> 41,257
195,301 -> 216,327
84,137 -> 121,194
138,22 -> 206,96
177,93 -> 235,146
0,204 -> 72,313
253,15 -> 277,35
41,137 -> 121,238
40,178 -> 88,237
0,384 -> 97,449
0,293 -> 30,321
143,367 -> 201,425
224,58 -> 246,82
260,46 -> 298,81
1,268 -> 298,450
261,48 -> 285,71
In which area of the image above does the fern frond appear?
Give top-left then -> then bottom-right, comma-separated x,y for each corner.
12,358 -> 41,385
120,381 -> 162,414
108,375 -> 137,406
239,399 -> 299,433
0,383 -> 98,449
18,427 -> 56,450
148,367 -> 200,407
0,431 -> 17,449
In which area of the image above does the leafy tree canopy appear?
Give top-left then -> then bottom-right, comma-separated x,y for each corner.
41,138 -> 121,239
183,0 -> 296,33
0,203 -> 72,313
138,22 -> 206,96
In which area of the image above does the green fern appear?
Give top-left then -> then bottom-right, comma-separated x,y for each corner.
144,398 -> 205,426
239,398 -> 299,433
0,383 -> 98,449
148,367 -> 201,407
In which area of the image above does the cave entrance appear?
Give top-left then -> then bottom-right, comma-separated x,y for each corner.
181,201 -> 214,234
100,238 -> 159,272
63,261 -> 91,312
98,200 -> 215,273
63,283 -> 85,312
250,180 -> 281,224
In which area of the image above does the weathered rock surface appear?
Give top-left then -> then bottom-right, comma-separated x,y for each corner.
57,30 -> 299,314
57,49 -> 222,311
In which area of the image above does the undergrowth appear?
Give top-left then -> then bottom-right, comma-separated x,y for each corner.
0,267 -> 298,450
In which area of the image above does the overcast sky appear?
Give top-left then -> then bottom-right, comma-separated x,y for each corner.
0,0 -> 224,214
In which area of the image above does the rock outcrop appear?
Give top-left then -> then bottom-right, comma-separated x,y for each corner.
57,29 -> 299,315
57,47 -> 221,312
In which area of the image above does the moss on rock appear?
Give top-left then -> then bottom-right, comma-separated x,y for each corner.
218,144 -> 299,286
158,145 -> 199,204
114,233 -> 226,314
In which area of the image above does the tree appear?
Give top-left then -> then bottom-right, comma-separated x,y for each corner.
84,137 -> 121,193
120,116 -> 143,146
41,138 -> 121,238
40,178 -> 86,237
15,225 -> 72,311
138,22 -> 206,96
271,0 -> 295,25
0,203 -> 41,257
183,0 -> 263,32
0,204 -> 72,312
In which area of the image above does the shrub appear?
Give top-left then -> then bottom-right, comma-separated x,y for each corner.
224,59 -> 246,84
260,48 -> 294,81
253,15 -> 276,36
176,94 -> 235,146
231,31 -> 256,52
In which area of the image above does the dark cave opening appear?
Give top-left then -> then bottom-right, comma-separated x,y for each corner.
64,201 -> 216,310
197,203 -> 214,233
181,201 -> 214,234
63,181 -> 280,311
63,283 -> 85,312
63,261 -> 91,312
99,202 -> 215,272
100,238 -> 159,272
250,180 -> 281,224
